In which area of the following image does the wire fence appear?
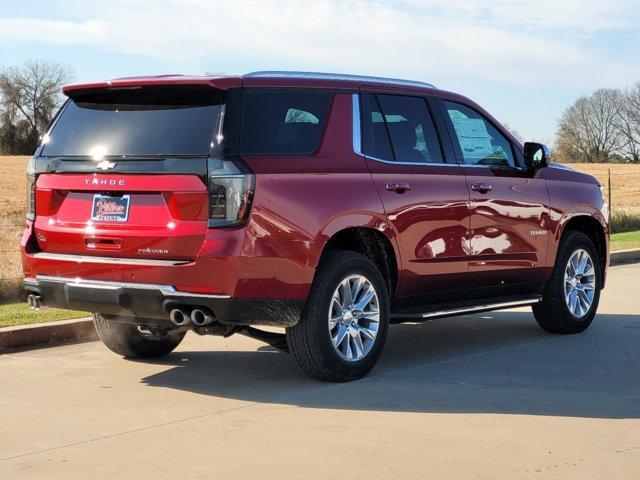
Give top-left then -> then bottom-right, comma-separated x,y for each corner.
605,170 -> 640,214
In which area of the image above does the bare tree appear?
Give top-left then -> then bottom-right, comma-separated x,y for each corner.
502,123 -> 524,144
616,82 -> 640,163
555,88 -> 624,163
0,59 -> 74,151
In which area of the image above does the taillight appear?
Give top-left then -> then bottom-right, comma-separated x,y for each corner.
207,157 -> 255,228
26,157 -> 36,220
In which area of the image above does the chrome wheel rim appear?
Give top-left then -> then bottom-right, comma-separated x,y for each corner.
328,274 -> 380,362
564,248 -> 596,318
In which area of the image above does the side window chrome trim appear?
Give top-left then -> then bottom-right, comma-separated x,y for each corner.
366,155 -> 462,167
459,163 -> 528,172
352,94 -> 363,156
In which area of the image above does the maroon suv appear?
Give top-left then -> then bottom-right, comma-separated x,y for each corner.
22,71 -> 609,381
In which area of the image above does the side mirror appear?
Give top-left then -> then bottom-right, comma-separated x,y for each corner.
524,142 -> 549,172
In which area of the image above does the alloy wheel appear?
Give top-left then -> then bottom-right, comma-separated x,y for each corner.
563,248 -> 596,318
328,274 -> 380,362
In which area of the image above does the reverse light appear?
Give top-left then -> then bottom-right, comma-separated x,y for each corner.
207,157 -> 255,228
26,157 -> 36,220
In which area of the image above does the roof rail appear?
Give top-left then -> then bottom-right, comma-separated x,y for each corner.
244,71 -> 436,89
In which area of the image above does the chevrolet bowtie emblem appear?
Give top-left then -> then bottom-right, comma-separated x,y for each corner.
96,160 -> 116,171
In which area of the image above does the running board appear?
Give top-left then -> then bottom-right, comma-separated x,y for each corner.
390,294 -> 542,323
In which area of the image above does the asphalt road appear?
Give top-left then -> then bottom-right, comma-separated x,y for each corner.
1,264 -> 639,479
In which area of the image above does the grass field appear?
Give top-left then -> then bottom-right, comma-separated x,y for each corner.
611,230 -> 640,251
0,303 -> 86,328
1,156 -> 639,306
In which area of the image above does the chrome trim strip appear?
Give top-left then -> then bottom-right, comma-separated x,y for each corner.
418,298 -> 541,319
352,94 -> 363,156
33,275 -> 231,299
365,155 -> 526,170
366,155 -> 462,167
32,252 -> 191,267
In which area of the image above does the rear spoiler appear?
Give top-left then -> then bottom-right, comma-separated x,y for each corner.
62,75 -> 243,96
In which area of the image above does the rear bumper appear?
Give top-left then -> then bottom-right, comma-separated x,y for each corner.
23,276 -> 304,327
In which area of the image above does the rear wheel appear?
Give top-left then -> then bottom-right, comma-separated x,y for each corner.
286,250 -> 390,382
533,231 -> 601,334
93,313 -> 186,358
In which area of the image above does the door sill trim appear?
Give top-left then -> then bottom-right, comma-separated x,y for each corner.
390,295 -> 542,321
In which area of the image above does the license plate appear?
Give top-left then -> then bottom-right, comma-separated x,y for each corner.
91,194 -> 130,222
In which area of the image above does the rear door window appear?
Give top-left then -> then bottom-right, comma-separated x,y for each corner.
240,90 -> 332,155
368,96 -> 394,161
42,86 -> 223,157
443,101 -> 515,167
363,94 -> 443,164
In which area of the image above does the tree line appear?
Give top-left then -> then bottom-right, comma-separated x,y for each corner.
555,84 -> 640,163
0,60 -> 74,155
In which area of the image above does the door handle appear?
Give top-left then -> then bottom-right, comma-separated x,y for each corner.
471,183 -> 492,194
385,181 -> 411,194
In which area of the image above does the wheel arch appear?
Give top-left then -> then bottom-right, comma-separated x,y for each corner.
309,219 -> 401,297
557,213 -> 608,286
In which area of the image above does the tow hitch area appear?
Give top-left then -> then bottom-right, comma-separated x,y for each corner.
169,306 -> 289,353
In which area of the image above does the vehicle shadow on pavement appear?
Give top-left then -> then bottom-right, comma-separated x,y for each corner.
140,311 -> 640,419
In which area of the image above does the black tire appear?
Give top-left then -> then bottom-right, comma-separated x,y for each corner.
286,250 -> 390,382
93,313 -> 186,358
533,231 -> 601,334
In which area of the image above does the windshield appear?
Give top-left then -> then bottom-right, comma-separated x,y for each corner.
41,86 -> 223,157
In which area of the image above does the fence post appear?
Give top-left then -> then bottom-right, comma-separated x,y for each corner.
608,168 -> 612,216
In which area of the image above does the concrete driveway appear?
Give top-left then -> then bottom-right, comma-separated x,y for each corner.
1,264 -> 639,479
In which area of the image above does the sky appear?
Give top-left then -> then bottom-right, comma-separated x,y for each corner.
1,0 -> 639,143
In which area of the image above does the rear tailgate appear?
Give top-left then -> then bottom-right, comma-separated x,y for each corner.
34,173 -> 208,260
31,83 -> 225,261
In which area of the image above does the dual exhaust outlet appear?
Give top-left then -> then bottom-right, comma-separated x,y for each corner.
169,307 -> 214,327
27,294 -> 42,310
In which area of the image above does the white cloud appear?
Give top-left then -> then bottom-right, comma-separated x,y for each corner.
0,0 -> 637,88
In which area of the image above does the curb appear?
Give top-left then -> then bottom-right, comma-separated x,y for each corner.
0,317 -> 96,352
610,249 -> 640,266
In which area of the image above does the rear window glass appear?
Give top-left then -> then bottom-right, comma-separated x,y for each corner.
240,90 -> 332,155
41,86 -> 222,157
376,94 -> 443,164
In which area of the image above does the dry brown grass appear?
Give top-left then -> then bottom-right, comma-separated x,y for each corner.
0,157 -> 639,303
569,163 -> 640,214
0,156 -> 30,302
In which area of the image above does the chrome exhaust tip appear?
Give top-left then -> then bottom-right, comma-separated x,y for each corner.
27,295 -> 42,310
169,308 -> 191,327
191,308 -> 214,326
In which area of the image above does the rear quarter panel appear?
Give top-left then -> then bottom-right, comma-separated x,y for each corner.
238,93 -> 398,299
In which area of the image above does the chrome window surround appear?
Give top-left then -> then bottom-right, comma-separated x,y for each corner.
352,93 -> 526,171
352,94 -> 363,156
32,275 -> 231,299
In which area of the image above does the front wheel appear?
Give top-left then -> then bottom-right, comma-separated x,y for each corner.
93,314 -> 186,358
533,231 -> 602,334
286,250 -> 390,382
